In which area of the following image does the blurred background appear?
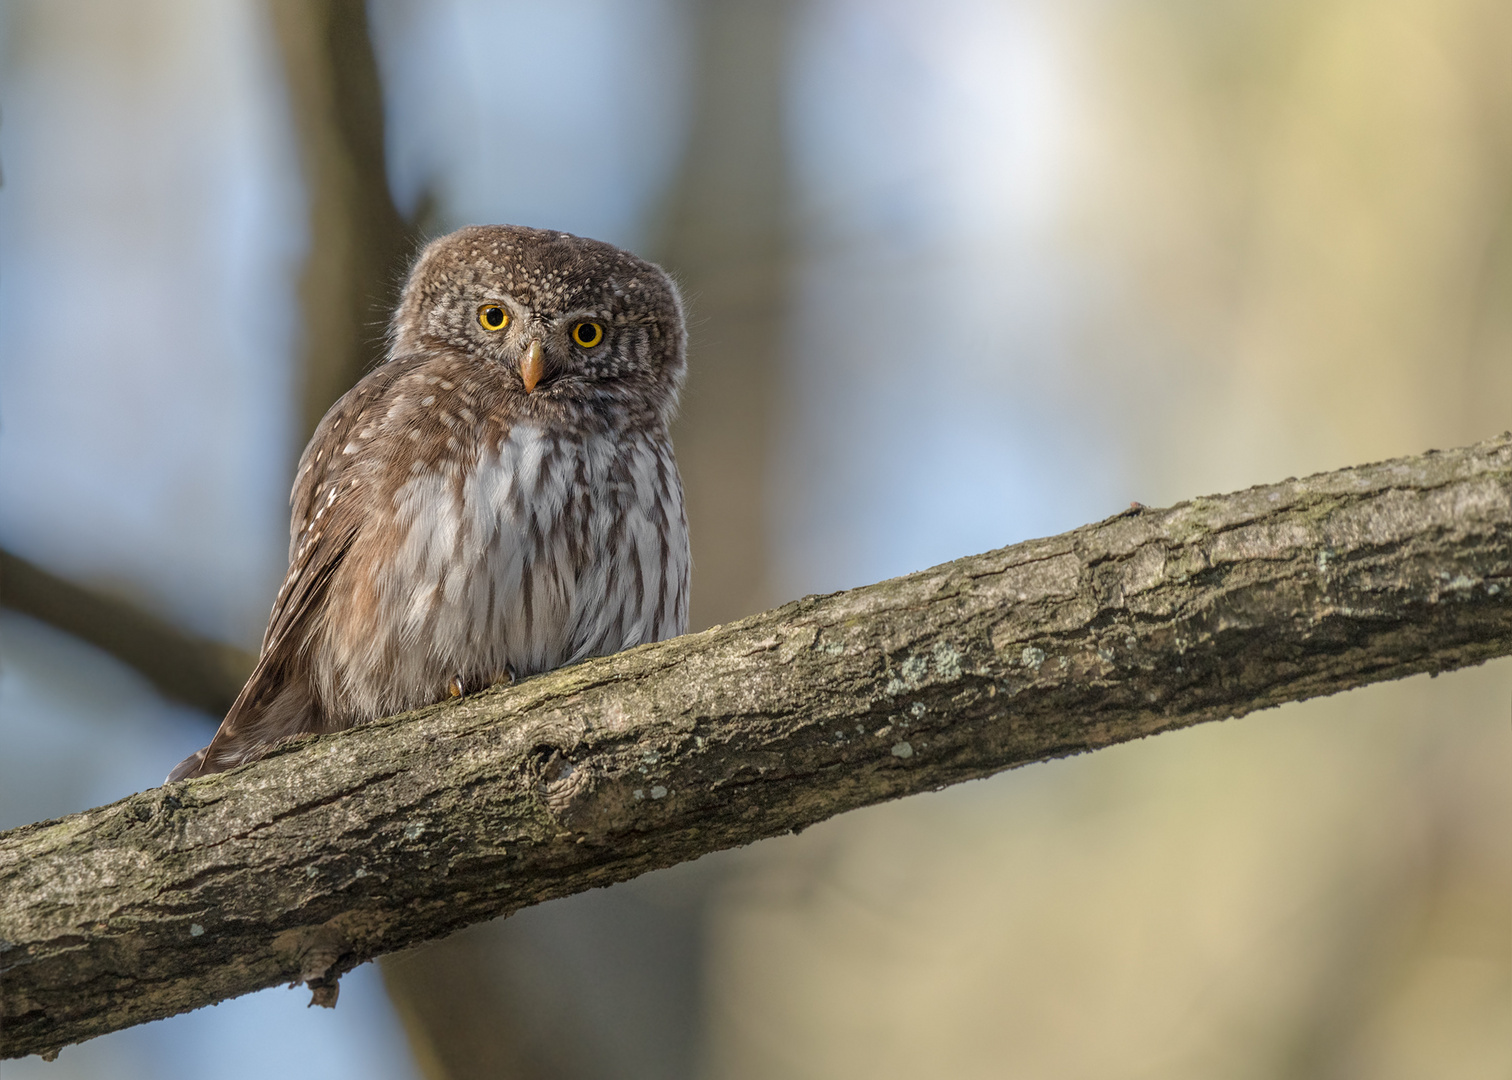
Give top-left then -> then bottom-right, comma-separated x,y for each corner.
1,0 -> 1508,1077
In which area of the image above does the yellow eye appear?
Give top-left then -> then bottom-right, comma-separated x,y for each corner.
572,320 -> 604,348
478,304 -> 509,331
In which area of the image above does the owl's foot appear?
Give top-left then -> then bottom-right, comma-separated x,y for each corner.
446,668 -> 517,700
484,667 -> 518,687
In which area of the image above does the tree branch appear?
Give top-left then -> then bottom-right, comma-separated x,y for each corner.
4,436 -> 1510,1060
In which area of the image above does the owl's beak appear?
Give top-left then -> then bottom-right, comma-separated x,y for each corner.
520,339 -> 544,393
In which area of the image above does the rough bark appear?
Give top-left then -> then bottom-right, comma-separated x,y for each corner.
3,435 -> 1510,1061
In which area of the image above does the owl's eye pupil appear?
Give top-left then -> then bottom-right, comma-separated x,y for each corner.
479,305 -> 507,330
573,321 -> 604,348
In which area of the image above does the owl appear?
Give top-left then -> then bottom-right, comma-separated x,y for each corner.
169,225 -> 690,780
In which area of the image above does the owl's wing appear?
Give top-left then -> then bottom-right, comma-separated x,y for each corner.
167,368 -> 404,781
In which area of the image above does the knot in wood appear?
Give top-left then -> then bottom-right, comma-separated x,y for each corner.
532,746 -> 592,817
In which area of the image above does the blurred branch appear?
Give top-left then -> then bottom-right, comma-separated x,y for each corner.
0,548 -> 252,715
5,435 -> 1511,1061
266,0 -> 418,441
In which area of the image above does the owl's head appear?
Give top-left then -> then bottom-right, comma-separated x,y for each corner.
390,225 -> 686,426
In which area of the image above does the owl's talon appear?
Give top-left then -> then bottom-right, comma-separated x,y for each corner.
446,675 -> 465,699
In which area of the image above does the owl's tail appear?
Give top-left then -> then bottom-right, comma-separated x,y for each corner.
163,664 -> 323,781
167,747 -> 211,782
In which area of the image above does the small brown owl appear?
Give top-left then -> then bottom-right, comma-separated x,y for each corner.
169,225 -> 689,780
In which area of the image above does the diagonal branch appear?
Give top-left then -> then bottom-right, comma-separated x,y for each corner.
3,435 -> 1510,1061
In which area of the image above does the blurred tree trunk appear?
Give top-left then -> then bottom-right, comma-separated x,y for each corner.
266,0 -> 415,441
380,934 -> 564,1080
451,3 -> 798,1077
657,0 -> 793,632
266,4 -> 494,1076
265,2 -> 793,1075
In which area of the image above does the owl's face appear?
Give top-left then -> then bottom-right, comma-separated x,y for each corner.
390,224 -> 686,426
